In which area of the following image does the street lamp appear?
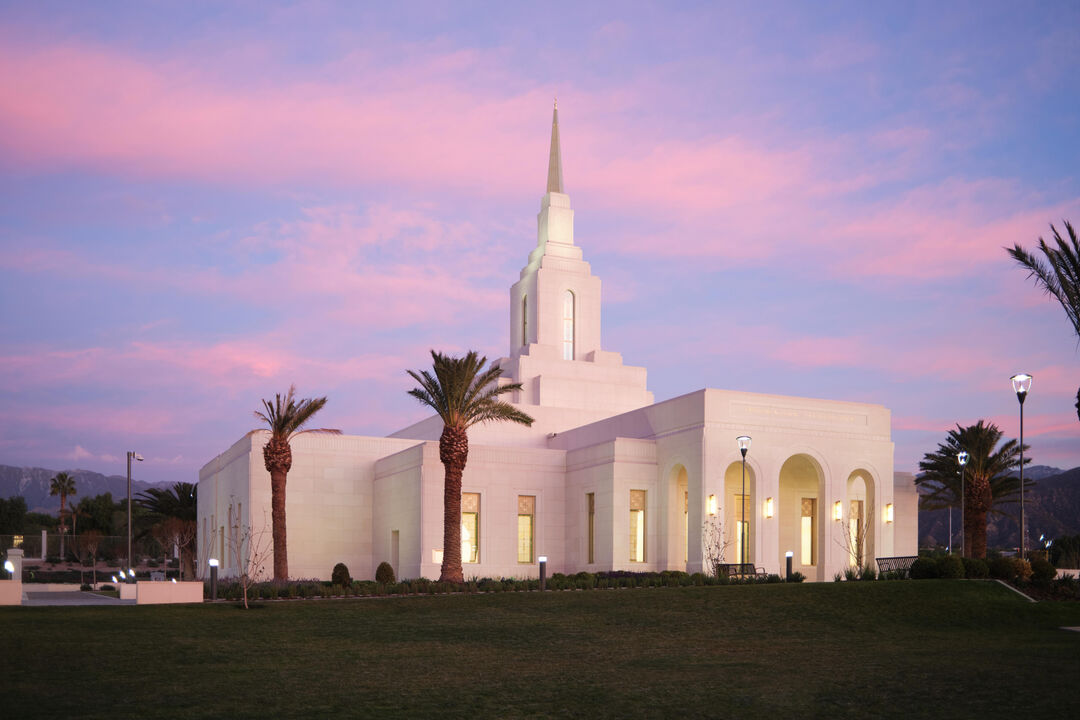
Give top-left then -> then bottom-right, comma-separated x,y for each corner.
736,436 -> 751,567
126,451 -> 143,570
1010,373 -> 1032,558
957,451 -> 969,558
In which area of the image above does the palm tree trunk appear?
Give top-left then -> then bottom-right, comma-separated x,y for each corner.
270,466 -> 289,580
439,425 -> 468,584
967,476 -> 991,560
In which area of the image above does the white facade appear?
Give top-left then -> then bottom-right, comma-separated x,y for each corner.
198,105 -> 917,581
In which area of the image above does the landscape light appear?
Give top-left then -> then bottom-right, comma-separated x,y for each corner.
171,578 -> 177,584
3,560 -> 13,578
119,570 -> 126,579
111,575 -> 118,583
208,558 -> 219,568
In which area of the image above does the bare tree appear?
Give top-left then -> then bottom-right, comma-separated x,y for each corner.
833,501 -> 874,576
228,514 -> 273,610
78,530 -> 103,586
702,516 -> 731,577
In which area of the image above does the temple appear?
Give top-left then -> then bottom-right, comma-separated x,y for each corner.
198,104 -> 917,581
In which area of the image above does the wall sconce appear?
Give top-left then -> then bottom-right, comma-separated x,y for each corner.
707,494 -> 717,516
885,504 -> 894,523
833,501 -> 843,521
764,497 -> 774,518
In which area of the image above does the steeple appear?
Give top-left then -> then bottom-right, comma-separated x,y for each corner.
546,98 -> 564,194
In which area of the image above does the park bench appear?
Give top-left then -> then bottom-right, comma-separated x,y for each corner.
717,563 -> 767,579
875,556 -> 918,578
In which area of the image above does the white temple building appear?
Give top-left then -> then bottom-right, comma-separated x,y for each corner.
198,105 -> 918,582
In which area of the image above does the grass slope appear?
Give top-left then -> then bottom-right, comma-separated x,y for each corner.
2,581 -> 1079,719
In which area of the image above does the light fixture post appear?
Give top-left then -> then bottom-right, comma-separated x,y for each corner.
957,451 -> 968,558
538,555 -> 547,592
736,436 -> 751,567
1011,374 -> 1031,558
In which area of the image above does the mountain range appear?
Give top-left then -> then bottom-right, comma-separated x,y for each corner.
0,464 -> 172,514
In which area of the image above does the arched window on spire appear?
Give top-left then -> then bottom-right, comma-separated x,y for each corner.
522,295 -> 528,347
562,290 -> 575,360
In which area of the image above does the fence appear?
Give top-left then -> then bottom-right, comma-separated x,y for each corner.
1,533 -> 180,566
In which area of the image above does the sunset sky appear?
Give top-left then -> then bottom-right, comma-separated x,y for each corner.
2,1 -> 1078,485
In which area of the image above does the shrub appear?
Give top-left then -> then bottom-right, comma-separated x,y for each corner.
989,556 -> 1032,583
961,557 -> 989,579
1029,557 -> 1056,584
909,557 -> 939,580
80,583 -> 92,591
833,571 -> 844,582
788,571 -> 806,583
938,555 -> 964,579
331,562 -> 351,587
843,567 -> 858,582
375,561 -> 395,584
101,584 -> 115,591
859,565 -> 877,581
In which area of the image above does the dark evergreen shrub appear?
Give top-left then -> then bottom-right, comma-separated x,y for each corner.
1029,557 -> 1056,584
860,564 -> 878,581
80,583 -> 92,591
375,561 -> 396,584
938,555 -> 964,579
788,571 -> 806,583
331,562 -> 351,587
909,557 -> 939,579
961,557 -> 989,578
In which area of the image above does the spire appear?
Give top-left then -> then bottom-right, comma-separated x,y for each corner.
546,98 -> 565,194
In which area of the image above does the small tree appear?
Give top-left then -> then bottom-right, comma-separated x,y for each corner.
702,516 -> 731,577
157,517 -> 197,580
78,530 -> 103,586
228,514 -> 273,610
833,502 -> 874,575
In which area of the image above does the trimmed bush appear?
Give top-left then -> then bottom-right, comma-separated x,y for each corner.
331,562 -> 351,587
960,557 -> 988,578
989,556 -> 1032,583
788,571 -> 806,583
859,565 -> 877,581
909,557 -> 939,580
1029,557 -> 1056,584
80,583 -> 92,591
375,561 -> 396,584
938,555 -> 964,579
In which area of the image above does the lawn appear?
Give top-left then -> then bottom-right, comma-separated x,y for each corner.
2,581 -> 1078,719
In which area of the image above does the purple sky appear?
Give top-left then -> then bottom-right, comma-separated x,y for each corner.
2,2 -> 1078,485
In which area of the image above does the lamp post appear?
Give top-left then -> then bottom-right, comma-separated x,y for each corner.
957,451 -> 968,558
1010,374 -> 1031,558
126,451 -> 143,569
736,436 -> 751,567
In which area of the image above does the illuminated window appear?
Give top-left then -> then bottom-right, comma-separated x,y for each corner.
801,498 -> 817,566
849,499 -> 864,567
462,493 -> 480,563
522,295 -> 528,347
734,493 -> 749,563
629,490 -> 646,562
12,535 -> 23,547
683,490 -> 689,562
707,494 -> 717,516
562,290 -> 575,360
586,492 -> 595,564
518,495 -> 535,563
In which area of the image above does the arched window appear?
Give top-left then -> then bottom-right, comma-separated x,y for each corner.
522,295 -> 528,347
562,290 -> 575,360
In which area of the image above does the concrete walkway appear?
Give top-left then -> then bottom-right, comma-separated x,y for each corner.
22,591 -> 136,607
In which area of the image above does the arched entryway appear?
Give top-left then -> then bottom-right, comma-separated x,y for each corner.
845,469 -> 876,568
723,461 -> 756,566
779,454 -> 825,580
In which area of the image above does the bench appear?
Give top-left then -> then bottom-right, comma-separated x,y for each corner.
875,556 -> 918,578
717,563 -> 767,579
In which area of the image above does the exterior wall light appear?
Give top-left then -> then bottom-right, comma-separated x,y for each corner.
708,494 -> 717,516
764,497 -> 774,518
833,501 -> 843,521
885,503 -> 894,523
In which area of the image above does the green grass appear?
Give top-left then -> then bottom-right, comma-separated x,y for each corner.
2,581 -> 1079,719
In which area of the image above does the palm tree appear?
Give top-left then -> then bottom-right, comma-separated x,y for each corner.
137,483 -> 197,579
49,472 -> 77,560
1007,221 -> 1080,421
253,385 -> 340,580
407,350 -> 534,583
915,420 -> 1029,559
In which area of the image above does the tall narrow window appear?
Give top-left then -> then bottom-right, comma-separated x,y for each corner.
562,290 -> 575,360
587,492 -> 595,564
517,495 -> 535,563
219,525 -> 225,564
849,499 -> 864,567
683,490 -> 689,563
521,295 -> 528,347
462,493 -> 480,563
801,498 -> 817,566
629,490 -> 646,562
227,506 -> 233,568
734,493 -> 748,564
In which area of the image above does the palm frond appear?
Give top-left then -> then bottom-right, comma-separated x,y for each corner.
406,350 -> 534,430
252,385 -> 339,440
1007,221 -> 1080,339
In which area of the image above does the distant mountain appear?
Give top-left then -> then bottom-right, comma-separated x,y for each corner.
0,464 -> 172,514
1006,465 -> 1064,481
919,465 -> 1080,550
